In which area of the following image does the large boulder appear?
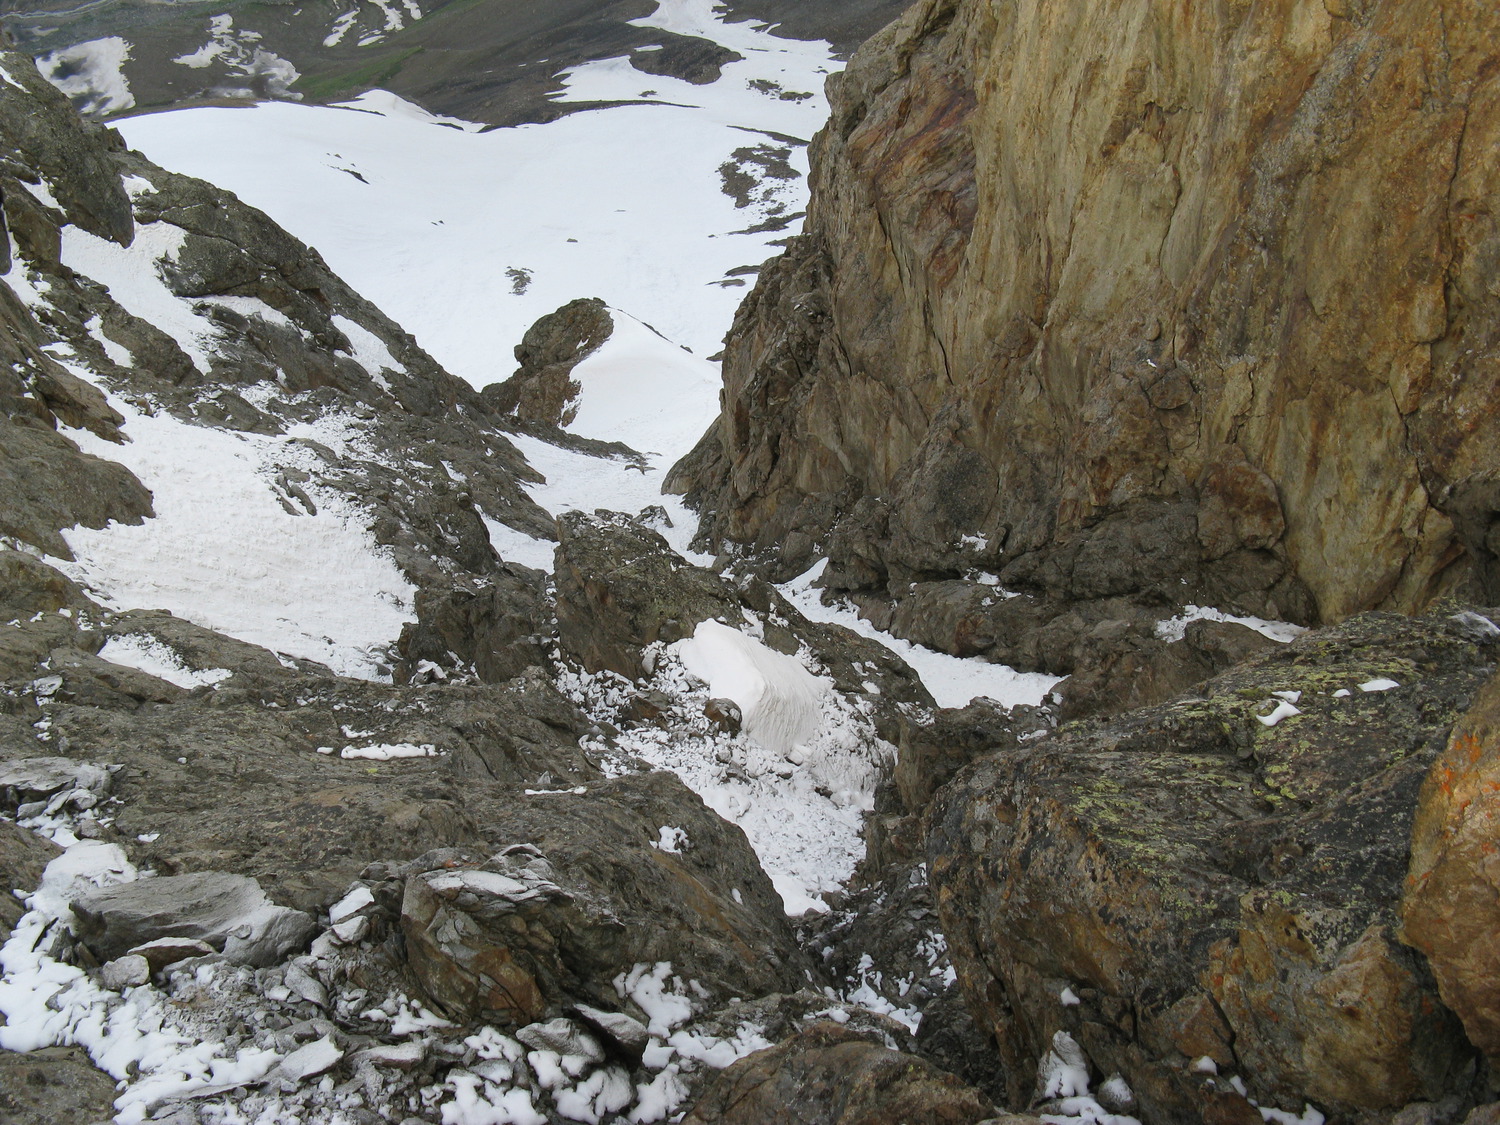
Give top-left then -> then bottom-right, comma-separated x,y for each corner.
1403,664 -> 1500,1062
400,772 -> 810,1025
928,609 -> 1499,1123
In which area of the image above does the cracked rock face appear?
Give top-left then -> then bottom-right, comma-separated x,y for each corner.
673,0 -> 1500,642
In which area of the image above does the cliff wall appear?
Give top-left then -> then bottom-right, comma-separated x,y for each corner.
671,0 -> 1500,630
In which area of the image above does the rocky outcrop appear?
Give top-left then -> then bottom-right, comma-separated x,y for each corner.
672,0 -> 1500,647
927,608 -> 1500,1122
480,297 -> 614,428
1403,662 -> 1500,1062
399,773 -> 808,1026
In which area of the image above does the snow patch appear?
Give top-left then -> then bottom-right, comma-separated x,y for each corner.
52,396 -> 414,681
35,37 -> 135,116
1155,605 -> 1306,645
672,620 -> 827,758
97,634 -> 232,689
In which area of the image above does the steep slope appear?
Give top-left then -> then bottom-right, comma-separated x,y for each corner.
671,0 -> 1500,651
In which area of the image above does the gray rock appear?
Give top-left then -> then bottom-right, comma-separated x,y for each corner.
571,1003 -> 651,1063
71,871 -> 318,967
515,1017 -> 605,1064
101,954 -> 151,989
0,757 -> 113,805
127,936 -> 218,974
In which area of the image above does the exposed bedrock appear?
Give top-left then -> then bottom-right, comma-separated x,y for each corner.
926,607 -> 1500,1122
670,0 -> 1500,645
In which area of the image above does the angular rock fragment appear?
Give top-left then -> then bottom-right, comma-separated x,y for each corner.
71,871 -> 317,967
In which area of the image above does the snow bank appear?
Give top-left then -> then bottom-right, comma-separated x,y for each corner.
780,562 -> 1061,711
672,620 -> 827,757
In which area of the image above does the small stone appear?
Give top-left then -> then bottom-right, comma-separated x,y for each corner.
285,961 -> 329,1008
275,1035 -> 342,1081
572,1003 -> 651,1063
704,698 -> 742,733
100,954 -> 150,989
331,915 -> 370,944
356,1042 -> 426,1070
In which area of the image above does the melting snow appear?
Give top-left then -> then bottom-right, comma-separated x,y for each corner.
780,562 -> 1061,711
1155,605 -> 1306,644
52,394 -> 414,680
35,37 -> 135,115
97,634 -> 232,689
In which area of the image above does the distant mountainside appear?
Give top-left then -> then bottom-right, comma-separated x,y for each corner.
3,0 -> 912,123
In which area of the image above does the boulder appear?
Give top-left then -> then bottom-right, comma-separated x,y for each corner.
400,772 -> 809,1025
70,871 -> 316,967
553,510 -> 743,678
681,1022 -> 996,1124
1402,668 -> 1500,1061
928,609 -> 1497,1122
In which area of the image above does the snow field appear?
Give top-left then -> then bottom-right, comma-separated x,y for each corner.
53,396 -> 415,680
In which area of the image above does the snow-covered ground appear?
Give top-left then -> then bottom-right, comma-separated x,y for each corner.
115,0 -> 834,377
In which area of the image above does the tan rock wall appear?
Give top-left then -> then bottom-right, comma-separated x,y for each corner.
676,0 -> 1500,623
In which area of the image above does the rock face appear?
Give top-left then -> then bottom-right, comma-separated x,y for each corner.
1403,665 -> 1500,1062
672,0 -> 1500,641
927,609 -> 1499,1122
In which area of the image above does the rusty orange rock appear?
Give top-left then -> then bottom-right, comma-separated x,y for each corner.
1402,670 -> 1500,1061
